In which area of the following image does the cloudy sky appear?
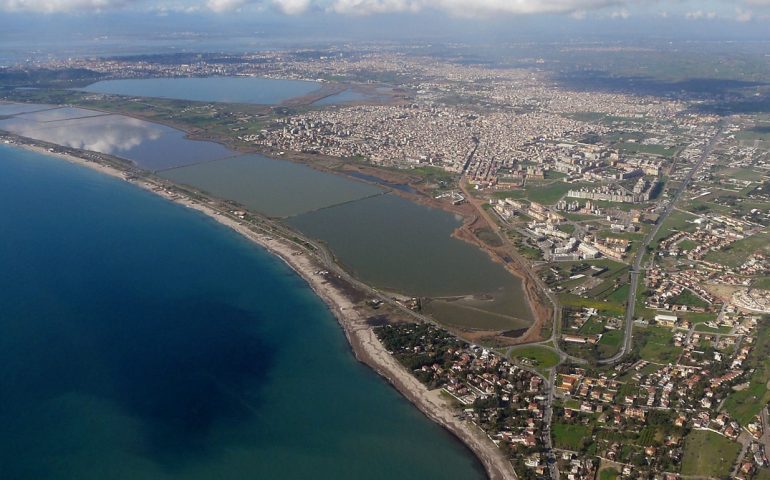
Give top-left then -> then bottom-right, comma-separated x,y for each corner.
1,0 -> 770,21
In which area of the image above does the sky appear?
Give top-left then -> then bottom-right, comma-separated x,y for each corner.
2,0 -> 770,64
1,0 -> 770,21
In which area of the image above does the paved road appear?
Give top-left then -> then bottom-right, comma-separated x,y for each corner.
597,126 -> 724,365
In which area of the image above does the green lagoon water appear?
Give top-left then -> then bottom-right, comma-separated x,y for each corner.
82,77 -> 321,105
160,154 -> 383,218
0,144 -> 486,480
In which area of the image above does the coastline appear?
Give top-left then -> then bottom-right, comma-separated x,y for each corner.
8,141 -> 518,480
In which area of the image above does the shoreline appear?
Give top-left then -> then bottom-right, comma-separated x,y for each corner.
0,98 -> 545,344
7,140 -> 518,480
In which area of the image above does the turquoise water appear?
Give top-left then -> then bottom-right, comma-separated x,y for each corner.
0,144 -> 485,480
82,77 -> 321,105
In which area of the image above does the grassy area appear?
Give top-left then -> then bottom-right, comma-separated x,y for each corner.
680,430 -> 741,478
670,289 -> 709,308
524,181 -> 586,205
677,239 -> 698,251
510,346 -> 561,370
579,317 -> 607,335
598,330 -> 623,358
605,284 -> 630,305
705,230 -> 770,268
552,423 -> 591,451
682,311 -> 717,324
637,326 -> 682,364
410,166 -> 458,185
558,293 -> 625,316
615,142 -> 678,158
754,468 -> 770,480
598,468 -> 620,480
475,227 -> 503,247
491,189 -> 525,200
693,323 -> 732,334
724,319 -> 770,425
651,209 -> 699,247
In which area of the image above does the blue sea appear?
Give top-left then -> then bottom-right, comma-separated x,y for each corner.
0,144 -> 485,480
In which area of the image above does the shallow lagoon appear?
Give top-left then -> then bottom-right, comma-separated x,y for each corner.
160,154 -> 384,218
82,77 -> 322,105
0,110 -> 232,170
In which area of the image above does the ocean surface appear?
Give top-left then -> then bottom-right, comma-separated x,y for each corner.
81,77 -> 321,105
0,144 -> 486,480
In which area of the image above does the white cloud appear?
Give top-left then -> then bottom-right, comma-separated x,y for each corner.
3,0 -> 770,19
273,0 -> 309,14
685,10 -> 716,20
736,7 -> 753,21
609,8 -> 629,18
0,0 -> 132,12
206,0 -> 248,12
329,0 -> 626,16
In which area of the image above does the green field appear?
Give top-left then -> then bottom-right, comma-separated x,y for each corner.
680,430 -> 740,478
510,345 -> 561,370
558,293 -> 625,316
705,230 -> 770,268
598,330 -> 623,358
605,284 -> 630,305
552,423 -> 591,451
652,209 -> 699,247
524,181 -> 590,205
754,468 -> 770,480
637,327 -> 682,364
579,317 -> 607,335
693,323 -> 732,334
670,289 -> 709,308
598,468 -> 620,480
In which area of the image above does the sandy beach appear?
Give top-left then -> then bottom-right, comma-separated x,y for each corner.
8,140 -> 518,480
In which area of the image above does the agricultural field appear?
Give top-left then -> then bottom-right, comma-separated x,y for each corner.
636,326 -> 682,364
680,430 -> 740,478
552,422 -> 592,451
